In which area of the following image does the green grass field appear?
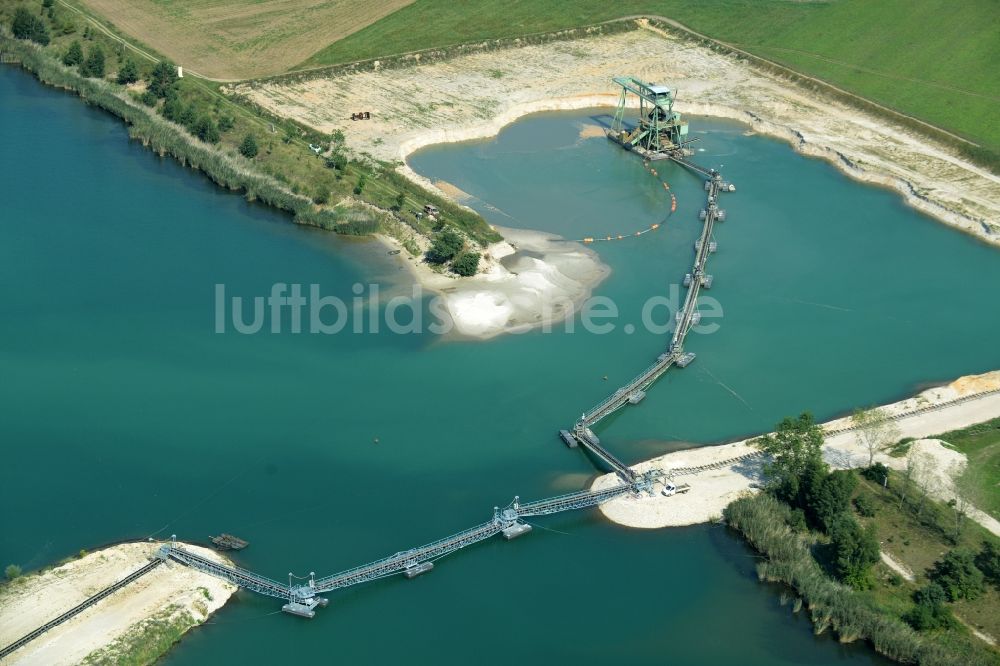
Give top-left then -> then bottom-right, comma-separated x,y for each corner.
936,417 -> 1000,520
301,0 -> 1000,152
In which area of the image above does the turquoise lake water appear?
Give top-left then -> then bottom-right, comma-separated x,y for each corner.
3,65 -> 1000,663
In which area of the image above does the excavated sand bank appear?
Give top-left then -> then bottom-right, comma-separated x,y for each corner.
593,370 -> 1000,535
234,24 -> 999,338
0,542 -> 236,665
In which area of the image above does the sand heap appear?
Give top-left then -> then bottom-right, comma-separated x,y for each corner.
418,225 -> 610,338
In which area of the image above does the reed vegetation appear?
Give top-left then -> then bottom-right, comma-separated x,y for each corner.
725,493 -> 999,665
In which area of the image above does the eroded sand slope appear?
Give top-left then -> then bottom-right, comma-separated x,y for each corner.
238,25 -> 1000,245
0,542 -> 236,665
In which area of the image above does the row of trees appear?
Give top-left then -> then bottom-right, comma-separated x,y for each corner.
15,6 -> 115,80
159,90 -> 221,143
61,40 -> 106,78
9,2 -> 483,249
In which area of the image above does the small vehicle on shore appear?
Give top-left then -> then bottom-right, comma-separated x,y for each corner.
661,482 -> 677,497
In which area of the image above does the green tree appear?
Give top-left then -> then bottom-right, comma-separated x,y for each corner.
753,413 -> 826,504
930,549 -> 986,601
116,58 -> 138,85
42,0 -> 54,7
451,252 -> 481,276
139,90 -> 157,107
193,116 -> 219,144
62,40 -> 84,67
160,94 -> 184,122
829,514 -> 879,588
976,540 -> 1000,587
217,115 -> 235,132
861,462 -> 890,486
353,174 -> 367,195
904,582 -> 957,631
4,564 -> 21,580
426,228 -> 464,264
239,134 -> 259,159
11,7 -> 50,45
147,60 -> 178,98
391,192 -> 406,212
325,153 -> 347,171
80,45 -> 105,78
806,469 -> 857,532
330,129 -> 345,146
178,104 -> 197,128
853,493 -> 876,518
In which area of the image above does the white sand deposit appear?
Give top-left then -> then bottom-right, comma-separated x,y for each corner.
0,542 -> 236,665
414,225 -> 610,338
594,370 -> 1000,534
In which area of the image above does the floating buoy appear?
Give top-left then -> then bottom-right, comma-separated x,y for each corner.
567,168 -> 677,243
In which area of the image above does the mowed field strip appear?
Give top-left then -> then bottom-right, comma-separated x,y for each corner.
77,0 -> 414,79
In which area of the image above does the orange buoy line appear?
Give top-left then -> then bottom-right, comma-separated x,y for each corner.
572,160 -> 678,244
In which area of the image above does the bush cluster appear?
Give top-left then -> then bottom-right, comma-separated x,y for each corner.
426,228 -> 464,265
12,7 -> 49,45
929,549 -> 986,601
451,251 -> 480,276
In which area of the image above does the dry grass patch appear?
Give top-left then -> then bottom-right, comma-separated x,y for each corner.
77,0 -> 414,79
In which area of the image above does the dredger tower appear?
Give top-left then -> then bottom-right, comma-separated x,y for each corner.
608,76 -> 694,158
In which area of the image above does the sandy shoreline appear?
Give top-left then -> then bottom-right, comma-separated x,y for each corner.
0,542 -> 236,665
379,224 -> 611,339
593,370 -> 1000,535
236,23 -> 1000,339
390,89 -> 999,253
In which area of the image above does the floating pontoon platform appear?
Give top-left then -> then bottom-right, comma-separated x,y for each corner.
210,534 -> 248,550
